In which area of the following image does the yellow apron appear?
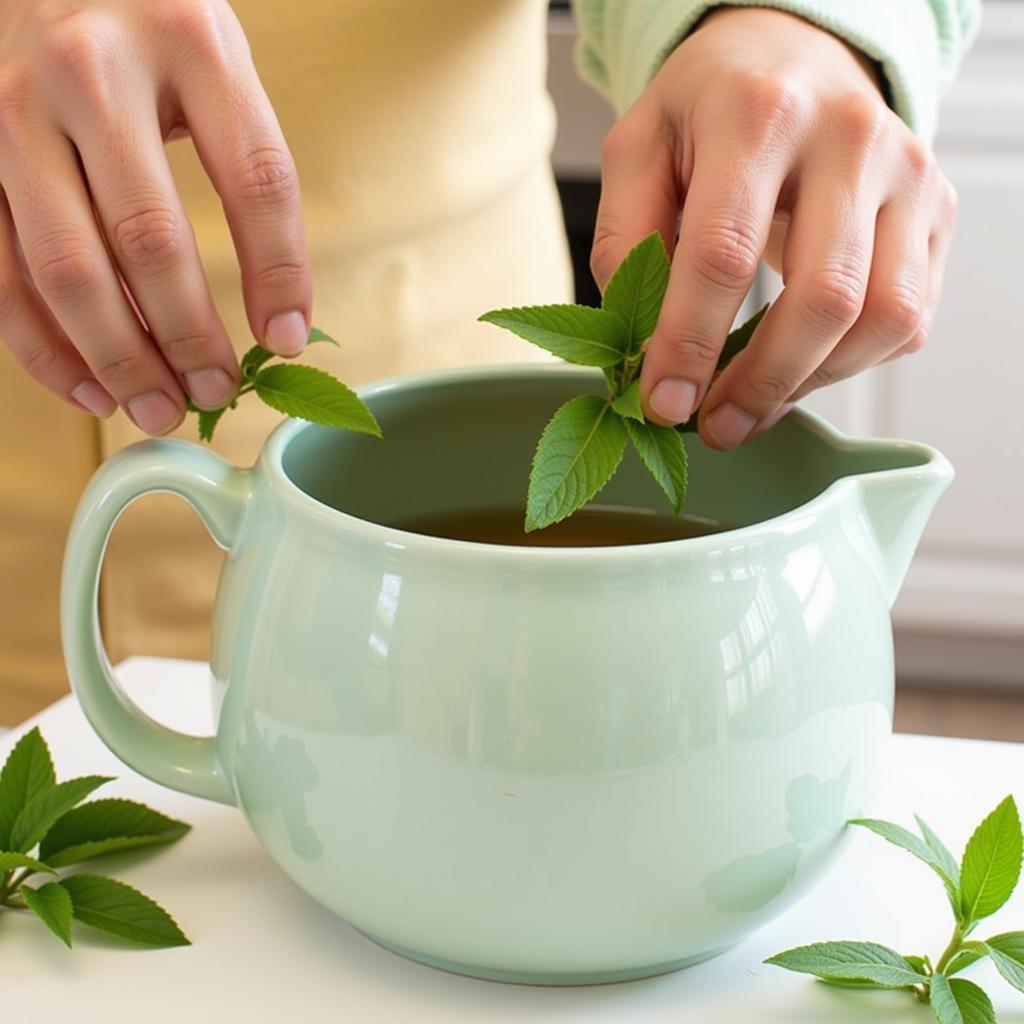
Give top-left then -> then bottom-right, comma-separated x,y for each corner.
0,0 -> 572,723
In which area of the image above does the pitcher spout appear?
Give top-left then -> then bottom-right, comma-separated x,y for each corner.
850,442 -> 955,608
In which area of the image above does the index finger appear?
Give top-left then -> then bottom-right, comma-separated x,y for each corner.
173,10 -> 311,356
639,143 -> 788,426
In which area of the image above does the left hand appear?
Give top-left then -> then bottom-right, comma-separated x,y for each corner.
590,6 -> 958,448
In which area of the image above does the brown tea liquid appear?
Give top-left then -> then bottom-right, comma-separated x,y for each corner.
392,505 -> 728,547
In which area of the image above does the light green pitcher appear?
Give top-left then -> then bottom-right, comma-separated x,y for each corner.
62,363 -> 953,985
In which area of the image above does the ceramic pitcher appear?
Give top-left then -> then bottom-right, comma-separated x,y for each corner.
62,363 -> 953,984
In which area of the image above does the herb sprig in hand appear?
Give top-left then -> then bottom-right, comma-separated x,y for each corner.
0,728 -> 190,949
479,232 -> 766,532
769,796 -> 1024,1022
187,328 -> 381,443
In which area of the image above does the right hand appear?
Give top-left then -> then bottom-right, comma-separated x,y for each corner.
0,0 -> 311,434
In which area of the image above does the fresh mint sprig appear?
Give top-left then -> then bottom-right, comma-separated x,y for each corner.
187,327 -> 381,443
0,727 -> 190,949
768,796 -> 1024,1022
479,232 -> 767,531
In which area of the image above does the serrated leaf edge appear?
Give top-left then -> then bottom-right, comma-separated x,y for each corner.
525,397 -> 626,531
60,873 -> 190,948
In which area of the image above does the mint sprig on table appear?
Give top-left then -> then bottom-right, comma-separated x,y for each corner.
187,327 -> 381,443
0,728 -> 190,949
768,796 -> 1024,1022
479,232 -> 766,532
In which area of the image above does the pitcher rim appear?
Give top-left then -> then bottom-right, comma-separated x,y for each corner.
259,362 -> 953,560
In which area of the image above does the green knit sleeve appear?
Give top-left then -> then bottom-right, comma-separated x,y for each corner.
571,0 -> 981,141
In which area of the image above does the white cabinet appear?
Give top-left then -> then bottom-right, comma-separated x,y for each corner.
795,5 -> 1024,673
548,4 -> 1024,679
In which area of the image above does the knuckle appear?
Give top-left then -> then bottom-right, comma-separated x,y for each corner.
747,371 -> 798,405
901,138 -> 936,186
231,146 -> 299,206
869,283 -> 924,339
801,264 -> 865,330
93,350 -> 147,388
42,10 -> 121,95
0,66 -> 33,140
659,329 -> 720,370
805,364 -> 840,391
159,330 -> 214,363
113,206 -> 184,269
693,220 -> 761,290
600,118 -> 642,166
731,70 -> 805,144
162,0 -> 232,67
833,92 -> 887,153
33,241 -> 101,303
253,254 -> 309,291
20,341 -> 60,382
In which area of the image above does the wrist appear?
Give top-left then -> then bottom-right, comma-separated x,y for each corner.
690,5 -> 887,101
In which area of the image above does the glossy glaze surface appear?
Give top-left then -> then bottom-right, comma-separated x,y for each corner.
62,364 -> 953,984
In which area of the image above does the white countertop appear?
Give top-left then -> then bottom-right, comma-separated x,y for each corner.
4,657 -> 1024,1022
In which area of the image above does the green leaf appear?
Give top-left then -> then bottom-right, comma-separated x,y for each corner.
624,419 -> 689,515
0,851 -> 56,875
526,395 -> 627,532
239,344 -> 274,380
21,882 -> 73,948
196,406 -> 227,443
254,364 -> 382,437
849,818 -> 960,911
929,974 -> 996,1024
478,305 -> 628,368
985,933 -> 1024,993
716,304 -> 768,371
307,326 -> 339,346
765,941 -> 924,988
610,381 -> 644,422
39,799 -> 191,868
960,796 -> 1022,925
906,954 -> 932,975
60,874 -> 189,948
918,814 -> 962,889
601,231 -> 670,351
946,948 -> 987,976
0,728 -> 56,849
8,776 -> 112,854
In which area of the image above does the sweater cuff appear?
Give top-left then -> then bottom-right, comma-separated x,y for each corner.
610,0 -> 943,141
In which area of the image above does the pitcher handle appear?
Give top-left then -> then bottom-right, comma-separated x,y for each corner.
61,440 -> 249,806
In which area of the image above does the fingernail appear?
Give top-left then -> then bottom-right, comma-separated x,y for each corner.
71,380 -> 117,418
705,403 -> 757,449
185,368 -> 236,409
649,378 -> 698,424
265,311 -> 307,356
128,391 -> 181,435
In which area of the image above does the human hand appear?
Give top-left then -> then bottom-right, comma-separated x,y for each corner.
591,7 -> 957,448
0,0 -> 310,434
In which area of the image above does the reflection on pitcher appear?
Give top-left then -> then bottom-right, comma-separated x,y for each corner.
236,709 -> 323,863
703,762 -> 853,913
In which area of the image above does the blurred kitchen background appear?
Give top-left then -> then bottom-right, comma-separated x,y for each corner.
547,1 -> 1024,739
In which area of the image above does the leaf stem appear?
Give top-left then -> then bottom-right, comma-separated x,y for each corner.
0,866 -> 34,903
617,354 -> 643,395
934,922 -> 966,975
